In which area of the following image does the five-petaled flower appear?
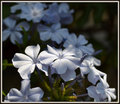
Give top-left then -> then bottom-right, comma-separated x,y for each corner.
64,33 -> 94,55
3,17 -> 29,44
40,45 -> 80,81
12,44 -> 46,79
19,3 -> 46,23
37,23 -> 69,44
4,79 -> 44,102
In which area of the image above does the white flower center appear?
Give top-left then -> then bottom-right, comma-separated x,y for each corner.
32,9 -> 42,17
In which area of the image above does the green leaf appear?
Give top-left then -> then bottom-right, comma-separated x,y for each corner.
3,60 -> 13,70
2,91 -> 7,96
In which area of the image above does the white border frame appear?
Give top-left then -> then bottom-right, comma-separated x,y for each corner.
1,0 -> 119,103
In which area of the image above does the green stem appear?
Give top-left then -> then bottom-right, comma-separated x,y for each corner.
3,63 -> 13,66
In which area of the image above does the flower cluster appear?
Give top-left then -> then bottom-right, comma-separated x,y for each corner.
3,2 -> 116,102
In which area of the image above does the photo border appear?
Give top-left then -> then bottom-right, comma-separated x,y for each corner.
0,0 -> 119,103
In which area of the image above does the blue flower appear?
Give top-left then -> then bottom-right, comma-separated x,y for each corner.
64,33 -> 94,55
42,3 -> 74,24
10,3 -> 35,13
37,23 -> 69,44
4,79 -> 44,102
87,78 -> 116,102
19,3 -> 46,23
42,3 -> 60,24
40,45 -> 80,81
3,17 -> 29,44
58,3 -> 74,24
80,56 -> 107,85
12,44 -> 48,79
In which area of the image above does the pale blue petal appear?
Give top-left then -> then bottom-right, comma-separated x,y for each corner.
10,3 -> 24,13
60,13 -> 73,25
40,31 -> 51,41
8,88 -> 23,97
18,64 -> 35,79
2,29 -> 11,41
20,79 -> 30,95
28,87 -> 44,101
52,59 -> 67,74
107,91 -> 116,100
57,28 -> 69,39
40,51 -> 58,65
37,64 -> 48,76
87,67 -> 100,85
4,17 -> 16,28
10,31 -> 23,44
25,44 -> 40,59
77,35 -> 88,45
87,86 -> 101,101
20,13 -> 32,21
63,33 -> 77,47
65,59 -> 78,70
59,3 -> 69,13
12,53 -> 33,68
51,32 -> 63,44
51,23 -> 61,30
42,4 -> 60,24
47,45 -> 59,56
60,69 -> 76,82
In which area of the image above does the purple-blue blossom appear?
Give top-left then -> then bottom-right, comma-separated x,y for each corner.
19,3 -> 46,23
37,23 -> 69,44
3,17 -> 29,44
64,33 -> 95,55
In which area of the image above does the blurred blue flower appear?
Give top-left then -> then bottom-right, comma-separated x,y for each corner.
4,79 -> 44,102
37,23 -> 69,44
64,33 -> 95,55
58,3 -> 74,24
3,17 -> 29,44
42,3 -> 60,24
19,3 -> 46,23
42,3 -> 74,24
10,3 -> 35,13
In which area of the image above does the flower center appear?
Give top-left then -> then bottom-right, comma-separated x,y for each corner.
33,58 -> 38,64
75,44 -> 80,48
51,28 -> 56,33
32,9 -> 42,17
59,53 -> 64,59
